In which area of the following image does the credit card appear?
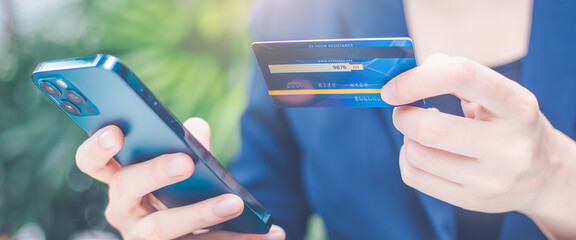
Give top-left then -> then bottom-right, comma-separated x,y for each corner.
252,38 -> 425,107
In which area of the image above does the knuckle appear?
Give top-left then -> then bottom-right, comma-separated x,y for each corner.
514,92 -> 540,121
130,217 -> 165,240
104,205 -> 120,228
107,173 -> 125,201
141,219 -> 165,240
524,92 -> 540,111
400,163 -> 418,187
152,158 -> 168,183
392,79 -> 408,101
195,208 -> 211,227
404,142 -> 424,166
413,117 -> 441,144
449,57 -> 478,85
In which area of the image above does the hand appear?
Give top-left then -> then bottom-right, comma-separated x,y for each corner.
75,117 -> 285,240
381,54 -> 576,239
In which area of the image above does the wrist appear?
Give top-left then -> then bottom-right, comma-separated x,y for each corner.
520,127 -> 576,239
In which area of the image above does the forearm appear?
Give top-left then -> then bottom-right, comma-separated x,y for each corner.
522,129 -> 576,240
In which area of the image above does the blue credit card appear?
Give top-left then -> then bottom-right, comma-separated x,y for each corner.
252,38 -> 425,107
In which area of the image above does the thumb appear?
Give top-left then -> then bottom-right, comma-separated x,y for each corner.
183,117 -> 212,152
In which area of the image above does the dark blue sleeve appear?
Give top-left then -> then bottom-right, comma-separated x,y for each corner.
230,62 -> 311,239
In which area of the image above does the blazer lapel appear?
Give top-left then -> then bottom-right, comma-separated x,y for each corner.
340,1 -> 460,238
521,0 -> 576,138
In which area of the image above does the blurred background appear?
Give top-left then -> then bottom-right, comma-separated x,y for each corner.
0,0 -> 325,239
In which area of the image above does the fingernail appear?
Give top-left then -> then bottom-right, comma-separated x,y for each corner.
213,195 -> 243,218
263,228 -> 284,240
99,129 -> 116,150
381,80 -> 396,103
165,155 -> 191,177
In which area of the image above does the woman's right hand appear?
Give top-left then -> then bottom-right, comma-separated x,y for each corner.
75,117 -> 285,240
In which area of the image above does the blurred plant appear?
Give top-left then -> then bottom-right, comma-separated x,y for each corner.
0,0 -> 251,238
82,0 -> 252,162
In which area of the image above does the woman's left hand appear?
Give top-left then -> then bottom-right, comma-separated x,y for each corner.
381,53 -> 576,239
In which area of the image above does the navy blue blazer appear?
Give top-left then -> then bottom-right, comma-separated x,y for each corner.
231,0 -> 576,239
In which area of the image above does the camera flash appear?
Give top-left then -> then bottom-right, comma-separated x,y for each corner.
56,79 -> 68,88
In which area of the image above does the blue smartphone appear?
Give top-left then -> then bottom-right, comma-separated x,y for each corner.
31,54 -> 272,234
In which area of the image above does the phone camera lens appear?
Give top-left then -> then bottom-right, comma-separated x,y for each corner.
60,101 -> 81,116
65,90 -> 87,106
40,82 -> 61,97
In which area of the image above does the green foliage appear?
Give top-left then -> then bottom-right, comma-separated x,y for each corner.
0,26 -> 107,238
83,0 -> 252,162
0,0 -> 251,237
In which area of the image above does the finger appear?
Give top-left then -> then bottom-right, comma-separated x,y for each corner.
107,152 -> 194,212
399,145 -> 469,208
132,194 -> 245,240
393,106 -> 497,159
184,117 -> 212,151
141,194 -> 167,212
192,225 -> 286,240
381,55 -> 531,118
403,137 -> 482,185
461,99 -> 496,121
461,99 -> 478,119
76,125 -> 124,183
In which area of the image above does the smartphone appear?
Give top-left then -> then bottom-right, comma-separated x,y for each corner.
31,54 -> 272,234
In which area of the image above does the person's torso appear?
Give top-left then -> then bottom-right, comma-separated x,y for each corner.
249,0 -> 576,239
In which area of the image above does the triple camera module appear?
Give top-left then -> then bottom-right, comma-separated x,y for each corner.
39,78 -> 97,116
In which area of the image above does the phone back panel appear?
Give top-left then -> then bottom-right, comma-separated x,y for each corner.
32,54 -> 272,234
